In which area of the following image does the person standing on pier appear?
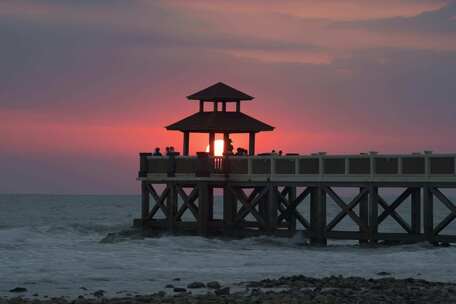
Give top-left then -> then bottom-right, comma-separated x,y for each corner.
153,147 -> 162,156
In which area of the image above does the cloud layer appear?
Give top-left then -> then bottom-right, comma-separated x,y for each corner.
1,0 -> 455,193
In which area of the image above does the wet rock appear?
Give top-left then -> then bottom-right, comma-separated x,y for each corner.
214,287 -> 230,296
9,287 -> 27,293
5,275 -> 456,304
187,282 -> 205,289
165,284 -> 174,289
173,278 -> 181,281
93,290 -> 105,297
72,297 -> 86,304
206,281 -> 221,289
376,272 -> 391,276
313,294 -> 336,304
7,297 -> 27,304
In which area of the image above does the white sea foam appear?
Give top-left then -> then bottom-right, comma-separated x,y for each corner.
0,194 -> 456,298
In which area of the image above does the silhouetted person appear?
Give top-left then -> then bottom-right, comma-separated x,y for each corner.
165,146 -> 170,155
272,149 -> 277,155
236,147 -> 248,156
227,138 -> 234,155
241,148 -> 248,155
279,150 -> 283,156
153,147 -> 162,156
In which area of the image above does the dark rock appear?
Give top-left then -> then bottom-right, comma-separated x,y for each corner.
93,290 -> 105,297
187,282 -> 205,289
157,291 -> 166,297
207,281 -> 221,289
215,287 -> 230,296
80,287 -> 88,291
173,287 -> 186,293
9,287 -> 27,293
173,278 -> 181,281
165,284 -> 174,289
72,297 -> 86,304
376,272 -> 391,276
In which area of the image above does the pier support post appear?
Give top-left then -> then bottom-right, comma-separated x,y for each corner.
208,185 -> 214,222
423,185 -> 434,244
258,187 -> 267,223
167,183 -> 177,233
368,185 -> 378,244
141,181 -> 150,223
198,182 -> 209,236
287,186 -> 297,236
359,187 -> 369,244
209,133 -> 215,156
310,186 -> 326,246
249,132 -> 255,156
223,184 -> 236,234
411,187 -> 421,235
267,184 -> 278,234
183,132 -> 190,156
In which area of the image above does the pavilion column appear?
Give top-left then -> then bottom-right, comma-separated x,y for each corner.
209,132 -> 215,156
183,131 -> 190,156
223,132 -> 230,155
249,132 -> 255,156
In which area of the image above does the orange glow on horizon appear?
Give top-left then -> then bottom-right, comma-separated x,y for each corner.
205,139 -> 224,156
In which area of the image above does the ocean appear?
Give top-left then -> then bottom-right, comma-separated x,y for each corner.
1,193 -> 456,298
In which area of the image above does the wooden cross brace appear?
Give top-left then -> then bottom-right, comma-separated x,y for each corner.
176,185 -> 199,220
276,187 -> 311,229
377,188 -> 414,233
431,187 -> 456,235
229,186 -> 267,228
324,187 -> 368,232
146,184 -> 169,219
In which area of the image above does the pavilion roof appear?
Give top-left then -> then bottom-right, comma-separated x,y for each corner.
187,82 -> 254,102
166,111 -> 274,133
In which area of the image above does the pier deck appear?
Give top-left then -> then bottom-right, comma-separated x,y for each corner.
136,152 -> 456,245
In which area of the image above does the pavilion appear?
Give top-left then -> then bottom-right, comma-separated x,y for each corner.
166,82 -> 274,156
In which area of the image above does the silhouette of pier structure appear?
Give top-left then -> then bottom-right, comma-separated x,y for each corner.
136,82 -> 456,245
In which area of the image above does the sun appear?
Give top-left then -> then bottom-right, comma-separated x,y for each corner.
206,139 -> 224,156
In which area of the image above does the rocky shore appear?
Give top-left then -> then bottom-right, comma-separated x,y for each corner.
4,275 -> 456,304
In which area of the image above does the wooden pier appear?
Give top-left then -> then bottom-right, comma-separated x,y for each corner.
135,83 -> 456,245
137,152 -> 456,245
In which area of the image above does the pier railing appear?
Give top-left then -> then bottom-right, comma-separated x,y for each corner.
139,152 -> 456,182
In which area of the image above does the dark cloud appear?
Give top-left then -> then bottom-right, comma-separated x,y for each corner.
334,3 -> 456,33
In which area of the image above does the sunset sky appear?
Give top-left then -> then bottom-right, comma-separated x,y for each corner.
1,0 -> 456,194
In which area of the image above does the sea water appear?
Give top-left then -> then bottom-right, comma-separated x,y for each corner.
0,193 -> 456,298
